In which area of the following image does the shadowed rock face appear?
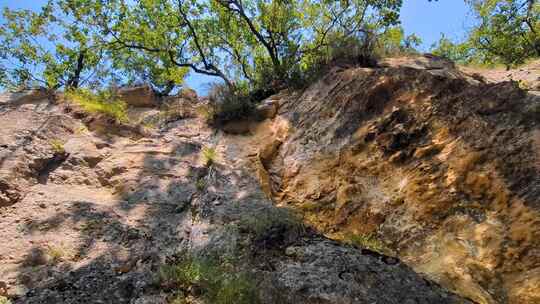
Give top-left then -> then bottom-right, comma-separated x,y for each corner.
248,55 -> 540,304
0,85 -> 467,303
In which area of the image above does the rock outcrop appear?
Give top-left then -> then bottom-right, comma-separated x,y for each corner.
248,55 -> 540,304
0,85 -> 467,303
118,85 -> 158,108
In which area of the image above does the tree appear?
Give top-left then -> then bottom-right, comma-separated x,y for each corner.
431,0 -> 539,68
431,34 -> 475,63
0,0 -> 193,93
0,3 -> 104,90
82,0 -> 404,90
468,0 -> 539,67
376,26 -> 423,56
1,0 -> 406,94
52,0 -> 209,94
212,0 -> 403,85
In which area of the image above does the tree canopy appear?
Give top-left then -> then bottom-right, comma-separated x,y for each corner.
431,0 -> 539,68
1,0 -> 538,94
0,0 -> 407,94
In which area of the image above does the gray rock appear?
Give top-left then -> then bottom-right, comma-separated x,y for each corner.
261,238 -> 468,304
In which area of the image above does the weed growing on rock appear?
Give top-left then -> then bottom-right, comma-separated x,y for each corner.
66,88 -> 129,123
168,294 -> 188,304
206,84 -> 257,127
196,104 -> 215,123
46,245 -> 68,264
49,139 -> 65,154
196,178 -> 206,191
141,120 -> 157,130
159,255 -> 259,304
346,233 -> 389,255
201,147 -> 217,167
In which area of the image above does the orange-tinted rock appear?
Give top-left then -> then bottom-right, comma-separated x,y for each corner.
247,55 -> 540,304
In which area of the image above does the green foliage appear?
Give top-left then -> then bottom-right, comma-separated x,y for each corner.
206,84 -> 257,125
346,233 -> 389,255
201,146 -> 218,167
468,0 -> 539,67
431,35 -> 475,64
0,0 -> 190,92
238,207 -> 305,246
46,245 -> 67,264
113,49 -> 189,96
65,88 -> 129,123
196,178 -> 207,191
49,139 -> 65,154
377,26 -> 423,56
0,2 -> 105,90
431,0 -> 539,68
24,0 -> 403,93
3,0 -> 537,97
159,256 -> 259,304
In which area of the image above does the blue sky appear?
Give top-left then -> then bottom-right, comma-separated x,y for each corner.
0,0 -> 473,94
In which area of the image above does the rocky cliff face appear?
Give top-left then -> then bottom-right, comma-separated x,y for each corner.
248,56 -> 540,304
0,84 -> 467,303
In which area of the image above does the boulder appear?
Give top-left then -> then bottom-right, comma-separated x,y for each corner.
63,137 -> 104,167
118,85 -> 158,108
379,53 -> 456,70
256,99 -> 279,120
0,88 -> 49,106
261,238 -> 469,304
0,178 -> 21,207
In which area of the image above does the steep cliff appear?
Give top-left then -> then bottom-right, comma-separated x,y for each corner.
0,85 -> 468,303
247,56 -> 540,304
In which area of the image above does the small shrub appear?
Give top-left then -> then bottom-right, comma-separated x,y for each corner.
46,244 -> 67,264
281,33 -> 380,90
206,84 -> 257,126
517,79 -> 532,91
201,146 -> 217,167
346,233 -> 388,254
49,139 -> 65,154
238,207 -> 305,247
159,256 -> 259,304
196,178 -> 206,191
195,104 -> 215,122
65,88 -> 129,123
